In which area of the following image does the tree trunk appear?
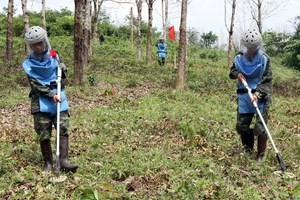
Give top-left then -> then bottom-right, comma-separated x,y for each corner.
92,0 -> 104,44
161,0 -> 165,39
6,0 -> 14,64
41,0 -> 46,29
164,0 -> 168,40
130,7 -> 134,51
74,0 -> 85,85
83,0 -> 92,63
225,0 -> 236,68
136,0 -> 143,61
146,0 -> 155,64
257,0 -> 262,34
176,0 -> 187,89
249,0 -> 288,35
21,0 -> 30,53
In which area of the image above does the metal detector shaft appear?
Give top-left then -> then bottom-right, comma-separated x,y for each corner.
45,35 -> 61,177
242,79 -> 286,172
55,67 -> 62,177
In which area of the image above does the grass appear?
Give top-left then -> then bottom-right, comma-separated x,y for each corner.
0,39 -> 300,199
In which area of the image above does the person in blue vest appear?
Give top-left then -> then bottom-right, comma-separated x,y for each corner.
156,37 -> 168,65
22,26 -> 78,172
229,29 -> 273,161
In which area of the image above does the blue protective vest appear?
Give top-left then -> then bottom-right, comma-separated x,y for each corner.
22,50 -> 69,114
157,43 -> 167,58
234,49 -> 268,114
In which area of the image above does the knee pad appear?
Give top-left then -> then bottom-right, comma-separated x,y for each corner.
236,125 -> 251,136
253,126 -> 265,136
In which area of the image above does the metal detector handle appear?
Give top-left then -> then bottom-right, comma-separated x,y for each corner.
241,79 -> 287,172
241,79 -> 258,107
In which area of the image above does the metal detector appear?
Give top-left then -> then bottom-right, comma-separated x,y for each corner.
241,79 -> 295,177
45,36 -> 67,183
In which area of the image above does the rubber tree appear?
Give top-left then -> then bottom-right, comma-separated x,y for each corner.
6,0 -> 14,64
135,0 -> 143,61
21,0 -> 30,53
176,0 -> 187,89
92,0 -> 104,44
225,0 -> 237,68
41,0 -> 46,29
145,0 -> 156,64
83,0 -> 92,64
74,0 -> 85,85
248,0 -> 289,34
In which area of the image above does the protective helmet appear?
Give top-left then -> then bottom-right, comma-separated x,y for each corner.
24,26 -> 47,45
241,29 -> 262,48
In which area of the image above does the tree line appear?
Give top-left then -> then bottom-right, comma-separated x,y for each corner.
2,0 -> 300,89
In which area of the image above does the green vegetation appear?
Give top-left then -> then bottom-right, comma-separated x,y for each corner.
263,16 -> 300,70
0,9 -> 300,200
1,8 -> 300,69
0,34 -> 300,199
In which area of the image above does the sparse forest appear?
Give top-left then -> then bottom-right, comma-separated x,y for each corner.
0,0 -> 300,199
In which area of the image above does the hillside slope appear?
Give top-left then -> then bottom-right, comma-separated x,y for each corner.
0,40 -> 299,199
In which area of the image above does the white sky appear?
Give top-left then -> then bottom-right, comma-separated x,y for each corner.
1,0 -> 300,44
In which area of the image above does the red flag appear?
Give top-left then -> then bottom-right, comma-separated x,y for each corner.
168,26 -> 175,41
49,48 -> 57,59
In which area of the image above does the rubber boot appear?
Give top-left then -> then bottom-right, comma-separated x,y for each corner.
59,135 -> 78,172
162,58 -> 166,65
158,59 -> 162,66
241,129 -> 254,153
40,140 -> 53,172
230,131 -> 254,156
256,134 -> 268,161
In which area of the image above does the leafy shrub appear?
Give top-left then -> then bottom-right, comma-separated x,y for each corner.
199,49 -> 222,61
